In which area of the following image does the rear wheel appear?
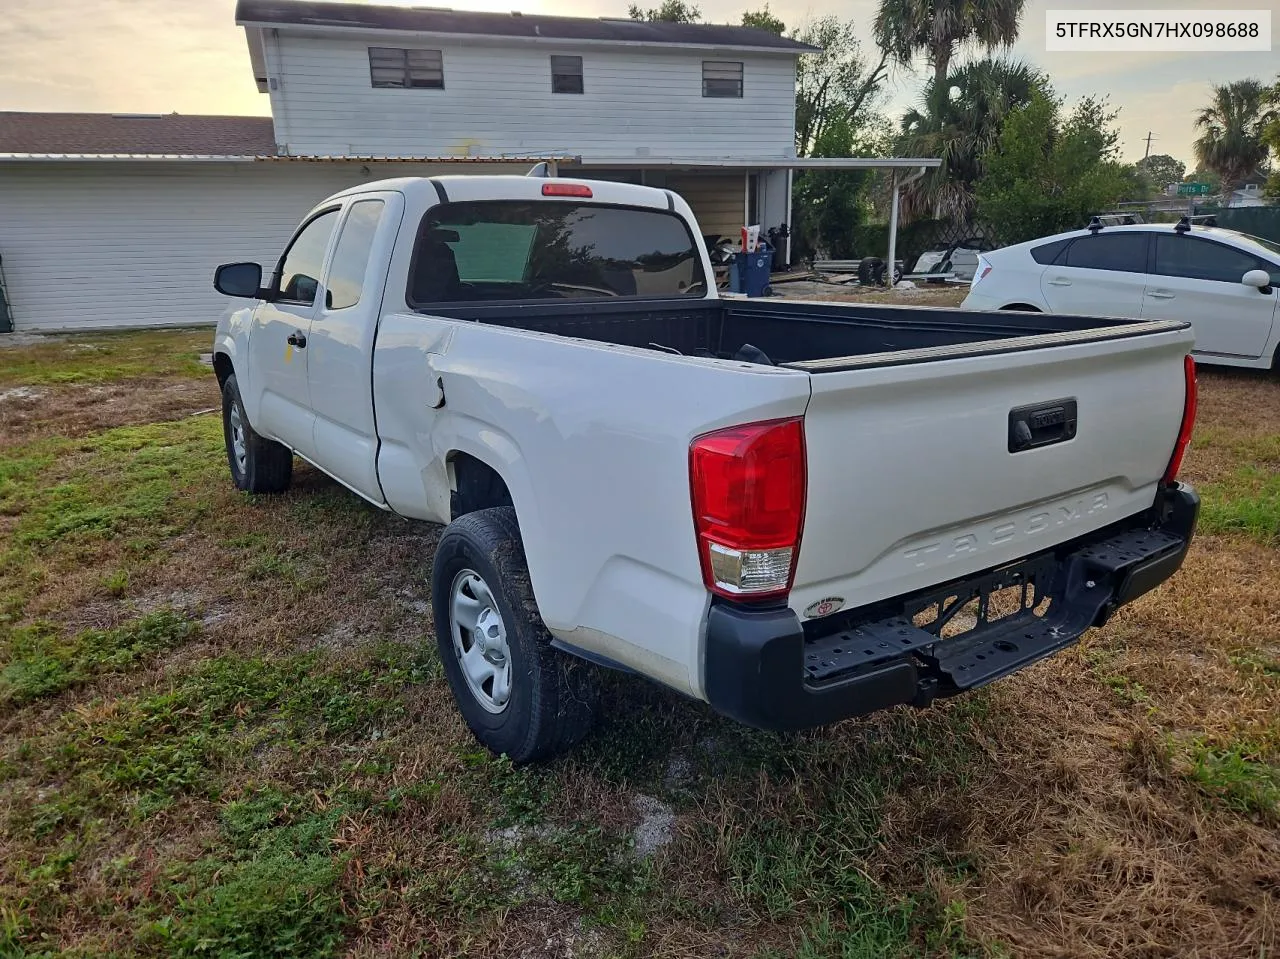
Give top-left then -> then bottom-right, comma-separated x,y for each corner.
221,374 -> 293,493
431,506 -> 598,763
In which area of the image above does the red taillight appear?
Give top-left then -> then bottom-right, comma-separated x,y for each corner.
542,182 -> 593,198
1163,353 -> 1198,483
689,417 -> 806,600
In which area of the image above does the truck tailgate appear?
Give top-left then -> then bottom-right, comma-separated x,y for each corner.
789,321 -> 1195,620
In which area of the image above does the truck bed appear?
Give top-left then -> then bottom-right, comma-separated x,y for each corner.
422,297 -> 1168,371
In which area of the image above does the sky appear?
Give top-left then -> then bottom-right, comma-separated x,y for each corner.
1,0 -> 1276,165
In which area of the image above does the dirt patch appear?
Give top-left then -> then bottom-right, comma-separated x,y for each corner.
0,377 -> 221,448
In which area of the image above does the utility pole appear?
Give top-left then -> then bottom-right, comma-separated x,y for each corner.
1143,131 -> 1156,160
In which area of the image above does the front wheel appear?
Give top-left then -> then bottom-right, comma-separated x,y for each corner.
221,373 -> 293,493
431,507 -> 598,763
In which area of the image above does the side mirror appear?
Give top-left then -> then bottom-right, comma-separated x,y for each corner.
1242,269 -> 1273,293
214,262 -> 264,298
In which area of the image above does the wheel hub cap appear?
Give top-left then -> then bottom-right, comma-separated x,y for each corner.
229,404 -> 247,471
449,569 -> 512,714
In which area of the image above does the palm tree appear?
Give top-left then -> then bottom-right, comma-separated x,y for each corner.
1193,79 -> 1278,206
874,0 -> 1027,95
896,58 -> 1044,222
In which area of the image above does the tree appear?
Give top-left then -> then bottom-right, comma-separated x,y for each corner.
1265,75 -> 1280,196
874,0 -> 1026,96
976,91 -> 1137,244
896,58 -> 1045,223
792,16 -> 891,157
627,0 -> 700,22
772,15 -> 893,259
1267,119 -> 1280,196
790,117 -> 885,259
1134,154 -> 1186,196
1184,165 -> 1222,193
1193,79 -> 1278,206
740,5 -> 785,35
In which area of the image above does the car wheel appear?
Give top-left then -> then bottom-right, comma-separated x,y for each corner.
432,506 -> 598,763
221,373 -> 293,493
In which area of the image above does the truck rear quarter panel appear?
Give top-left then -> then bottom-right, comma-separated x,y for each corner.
372,314 -> 811,698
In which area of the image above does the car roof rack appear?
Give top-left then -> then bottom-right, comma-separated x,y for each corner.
1086,216 -> 1103,233
1174,214 -> 1218,233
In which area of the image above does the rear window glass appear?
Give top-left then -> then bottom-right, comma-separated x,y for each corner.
407,200 -> 707,305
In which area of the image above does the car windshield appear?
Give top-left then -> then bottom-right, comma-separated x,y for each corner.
1230,231 -> 1280,260
407,199 -> 708,305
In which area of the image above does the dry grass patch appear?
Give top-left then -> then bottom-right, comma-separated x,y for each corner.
0,329 -> 1277,958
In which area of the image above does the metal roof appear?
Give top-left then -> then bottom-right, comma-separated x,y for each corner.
571,157 -> 944,170
235,0 -> 820,53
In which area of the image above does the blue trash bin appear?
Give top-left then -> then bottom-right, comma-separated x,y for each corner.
730,247 -> 774,297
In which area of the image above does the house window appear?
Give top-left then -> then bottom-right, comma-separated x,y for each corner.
702,61 -> 743,98
369,47 -> 444,89
551,56 -> 584,94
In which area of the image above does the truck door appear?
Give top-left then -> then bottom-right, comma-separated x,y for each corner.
307,192 -> 403,503
248,207 -> 341,460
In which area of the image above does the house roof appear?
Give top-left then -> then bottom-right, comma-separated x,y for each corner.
0,112 -> 277,157
235,0 -> 820,53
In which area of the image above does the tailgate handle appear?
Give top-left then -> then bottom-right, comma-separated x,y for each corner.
1009,399 -> 1077,453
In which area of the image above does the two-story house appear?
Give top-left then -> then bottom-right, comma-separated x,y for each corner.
0,0 -> 932,332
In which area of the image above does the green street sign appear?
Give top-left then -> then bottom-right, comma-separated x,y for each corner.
1177,182 -> 1212,196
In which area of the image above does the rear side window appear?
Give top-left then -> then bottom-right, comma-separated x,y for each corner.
1153,234 -> 1270,284
1030,238 -> 1070,264
1062,232 -> 1148,272
407,200 -> 708,305
325,200 -> 385,311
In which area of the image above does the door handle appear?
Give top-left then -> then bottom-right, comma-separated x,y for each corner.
1146,290 -> 1175,300
1047,277 -> 1071,287
286,331 -> 308,348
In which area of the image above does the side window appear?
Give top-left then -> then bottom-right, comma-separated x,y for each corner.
278,209 -> 339,305
1153,235 -> 1269,284
325,200 -> 386,311
1030,238 -> 1070,264
551,56 -> 584,94
1062,232 -> 1147,272
702,61 -> 744,98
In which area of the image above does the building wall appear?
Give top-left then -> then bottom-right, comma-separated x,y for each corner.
263,32 -> 798,160
0,161 -> 525,332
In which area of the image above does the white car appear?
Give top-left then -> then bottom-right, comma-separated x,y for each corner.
211,174 -> 1199,762
962,221 -> 1280,371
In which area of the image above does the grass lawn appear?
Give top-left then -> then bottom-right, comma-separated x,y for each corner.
0,328 -> 1277,958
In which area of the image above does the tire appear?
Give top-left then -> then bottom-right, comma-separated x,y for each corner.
432,506 -> 598,763
221,373 -> 293,493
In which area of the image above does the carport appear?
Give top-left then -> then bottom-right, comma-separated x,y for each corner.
564,156 -> 943,282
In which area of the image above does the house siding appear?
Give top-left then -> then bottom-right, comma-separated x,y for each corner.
264,33 -> 798,160
0,161 -> 525,332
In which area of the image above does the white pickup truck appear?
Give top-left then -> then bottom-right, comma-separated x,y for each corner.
212,174 -> 1200,762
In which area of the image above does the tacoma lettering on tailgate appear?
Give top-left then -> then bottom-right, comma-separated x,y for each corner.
902,492 -> 1109,570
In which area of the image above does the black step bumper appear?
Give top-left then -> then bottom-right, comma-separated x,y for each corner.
703,483 -> 1198,732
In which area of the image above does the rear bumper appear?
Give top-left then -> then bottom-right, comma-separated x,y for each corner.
703,482 -> 1198,732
